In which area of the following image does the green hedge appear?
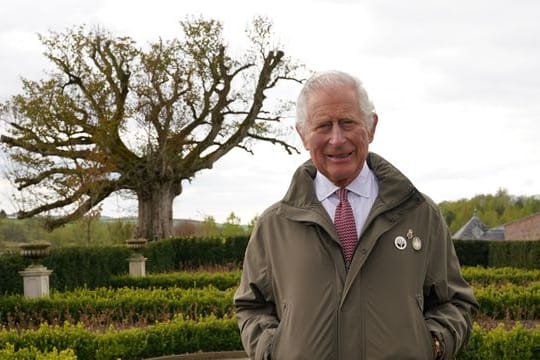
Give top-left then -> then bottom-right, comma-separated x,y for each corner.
143,236 -> 248,273
458,323 -> 540,360
0,343 -> 76,359
0,253 -> 25,296
2,281 -> 539,327
0,287 -> 235,328
0,236 -> 249,295
0,316 -> 242,360
453,240 -> 490,267
46,246 -> 131,290
2,237 -> 539,295
474,283 -> 540,320
0,246 -> 132,295
0,320 -> 538,360
454,240 -> 540,269
109,270 -> 241,290
462,266 -> 540,286
489,241 -> 540,269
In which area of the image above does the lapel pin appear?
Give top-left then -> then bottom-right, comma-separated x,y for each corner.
412,236 -> 422,251
406,229 -> 414,240
394,236 -> 407,250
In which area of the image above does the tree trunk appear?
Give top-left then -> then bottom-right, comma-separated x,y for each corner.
134,182 -> 177,240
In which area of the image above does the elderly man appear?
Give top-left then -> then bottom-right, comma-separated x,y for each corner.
234,70 -> 478,359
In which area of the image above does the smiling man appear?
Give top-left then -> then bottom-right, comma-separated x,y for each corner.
234,71 -> 478,359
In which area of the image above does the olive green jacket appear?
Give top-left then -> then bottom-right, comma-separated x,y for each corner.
234,153 -> 478,359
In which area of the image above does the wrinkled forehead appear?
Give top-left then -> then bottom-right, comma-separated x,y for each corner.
306,86 -> 361,116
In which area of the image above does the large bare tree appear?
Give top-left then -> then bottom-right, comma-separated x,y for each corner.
0,17 -> 303,240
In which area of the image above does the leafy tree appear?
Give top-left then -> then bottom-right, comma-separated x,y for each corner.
247,214 -> 259,235
106,219 -> 136,244
439,189 -> 540,233
221,211 -> 245,237
74,204 -> 102,245
173,220 -> 198,237
200,215 -> 219,237
0,17 -> 303,240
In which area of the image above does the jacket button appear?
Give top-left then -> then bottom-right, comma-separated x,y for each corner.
361,248 -> 367,254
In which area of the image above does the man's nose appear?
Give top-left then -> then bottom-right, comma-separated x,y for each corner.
329,123 -> 346,145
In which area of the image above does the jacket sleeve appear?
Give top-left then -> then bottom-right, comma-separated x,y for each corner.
424,214 -> 479,360
234,221 -> 278,360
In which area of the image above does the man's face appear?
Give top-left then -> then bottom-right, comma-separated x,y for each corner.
298,85 -> 377,188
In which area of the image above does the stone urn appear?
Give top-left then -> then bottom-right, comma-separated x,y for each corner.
126,238 -> 148,252
19,241 -> 51,265
18,241 -> 53,298
126,238 -> 148,277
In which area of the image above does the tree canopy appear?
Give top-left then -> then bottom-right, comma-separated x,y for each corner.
439,189 -> 540,234
0,17 -> 304,240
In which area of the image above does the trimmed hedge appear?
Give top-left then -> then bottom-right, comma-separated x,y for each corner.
109,270 -> 241,290
0,246 -> 132,295
0,236 -> 249,295
0,287 -> 235,328
462,266 -> 540,286
2,237 -> 539,295
2,281 -> 539,327
143,236 -> 248,273
453,240 -> 490,267
0,320 -> 538,360
489,241 -> 540,269
46,246 -> 132,290
0,252 -> 25,296
454,240 -> 540,269
474,283 -> 540,320
0,316 -> 242,360
0,343 -> 76,359
458,323 -> 540,360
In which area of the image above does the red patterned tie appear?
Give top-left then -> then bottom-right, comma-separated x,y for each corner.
334,188 -> 358,267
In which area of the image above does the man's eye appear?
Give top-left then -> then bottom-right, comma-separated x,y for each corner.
317,123 -> 332,130
341,120 -> 355,128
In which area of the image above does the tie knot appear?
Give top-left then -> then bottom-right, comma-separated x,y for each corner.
338,188 -> 348,202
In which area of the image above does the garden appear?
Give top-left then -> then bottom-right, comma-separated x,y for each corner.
0,237 -> 539,359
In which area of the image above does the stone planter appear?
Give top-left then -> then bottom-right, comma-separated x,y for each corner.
126,238 -> 148,251
126,238 -> 148,277
19,241 -> 53,298
19,241 -> 51,265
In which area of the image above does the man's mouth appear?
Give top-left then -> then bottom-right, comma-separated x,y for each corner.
328,152 -> 353,160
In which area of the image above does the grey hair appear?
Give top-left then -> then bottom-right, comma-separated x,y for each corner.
296,70 -> 376,134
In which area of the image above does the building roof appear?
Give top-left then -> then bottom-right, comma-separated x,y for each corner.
452,210 -> 505,240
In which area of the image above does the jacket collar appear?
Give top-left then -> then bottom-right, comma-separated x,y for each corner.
366,152 -> 422,211
279,152 -> 422,216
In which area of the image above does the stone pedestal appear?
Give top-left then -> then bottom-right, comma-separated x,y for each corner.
128,253 -> 147,277
19,265 -> 53,298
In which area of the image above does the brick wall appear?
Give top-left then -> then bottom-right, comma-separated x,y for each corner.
504,213 -> 540,240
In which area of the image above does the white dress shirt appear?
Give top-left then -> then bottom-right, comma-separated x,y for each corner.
314,162 -> 379,237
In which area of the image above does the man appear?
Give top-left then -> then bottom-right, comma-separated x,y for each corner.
234,71 -> 478,359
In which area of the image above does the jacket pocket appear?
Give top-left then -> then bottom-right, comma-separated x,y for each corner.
415,295 -> 435,359
255,327 -> 276,360
270,302 -> 288,359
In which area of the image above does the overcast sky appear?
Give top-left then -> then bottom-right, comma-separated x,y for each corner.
1,0 -> 539,223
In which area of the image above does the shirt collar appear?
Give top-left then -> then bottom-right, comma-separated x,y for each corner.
314,162 -> 376,201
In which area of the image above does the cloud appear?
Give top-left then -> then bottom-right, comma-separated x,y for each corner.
0,0 -> 538,221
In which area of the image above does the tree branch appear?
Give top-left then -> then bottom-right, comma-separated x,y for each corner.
1,134 -> 94,159
246,132 -> 299,155
15,167 -> 79,190
17,178 -> 119,230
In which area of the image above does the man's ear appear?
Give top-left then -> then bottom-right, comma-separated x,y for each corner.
296,125 -> 309,150
369,113 -> 378,143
